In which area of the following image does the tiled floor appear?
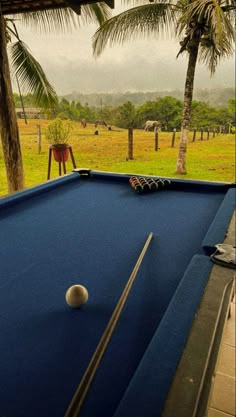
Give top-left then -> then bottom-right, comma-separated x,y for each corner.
206,290 -> 236,417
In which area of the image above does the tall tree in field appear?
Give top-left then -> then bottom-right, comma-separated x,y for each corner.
92,0 -> 235,174
0,4 -> 111,193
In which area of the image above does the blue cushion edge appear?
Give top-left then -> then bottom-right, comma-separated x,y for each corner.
0,173 -> 79,210
202,188 -> 236,254
112,255 -> 213,417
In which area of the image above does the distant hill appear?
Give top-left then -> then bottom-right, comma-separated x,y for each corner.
62,87 -> 234,108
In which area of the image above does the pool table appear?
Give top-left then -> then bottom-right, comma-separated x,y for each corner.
0,169 -> 235,417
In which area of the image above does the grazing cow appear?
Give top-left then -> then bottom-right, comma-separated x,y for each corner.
144,120 -> 161,131
81,119 -> 87,128
95,120 -> 107,128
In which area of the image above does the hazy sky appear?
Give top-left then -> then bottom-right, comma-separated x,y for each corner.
16,1 -> 235,95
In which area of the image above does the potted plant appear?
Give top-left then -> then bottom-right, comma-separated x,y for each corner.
45,119 -> 73,162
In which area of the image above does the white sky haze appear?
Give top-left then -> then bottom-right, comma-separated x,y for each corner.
15,1 -> 235,95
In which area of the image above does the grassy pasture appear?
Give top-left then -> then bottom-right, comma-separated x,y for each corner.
0,119 -> 235,196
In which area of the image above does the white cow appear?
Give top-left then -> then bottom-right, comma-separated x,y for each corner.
144,120 -> 161,131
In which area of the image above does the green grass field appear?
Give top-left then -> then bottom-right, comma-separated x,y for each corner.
0,119 -> 235,196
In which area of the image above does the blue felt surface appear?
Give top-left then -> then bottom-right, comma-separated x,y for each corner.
112,255 -> 213,417
0,172 -> 79,211
0,173 -> 231,417
202,188 -> 236,254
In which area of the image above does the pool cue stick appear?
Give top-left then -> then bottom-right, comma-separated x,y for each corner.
64,232 -> 153,417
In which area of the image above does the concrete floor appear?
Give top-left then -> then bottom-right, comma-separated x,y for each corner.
206,290 -> 236,417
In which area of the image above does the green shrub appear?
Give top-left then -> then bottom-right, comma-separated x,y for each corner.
45,119 -> 72,145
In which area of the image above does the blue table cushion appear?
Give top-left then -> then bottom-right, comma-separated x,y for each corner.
202,188 -> 235,254
112,255 -> 213,417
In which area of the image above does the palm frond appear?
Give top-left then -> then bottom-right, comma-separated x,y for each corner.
16,8 -> 78,33
9,41 -> 58,108
221,0 -> 236,12
182,0 -> 235,46
199,29 -> 234,73
16,3 -> 111,34
120,0 -> 176,6
177,0 -> 235,71
80,3 -> 112,26
93,2 -> 177,57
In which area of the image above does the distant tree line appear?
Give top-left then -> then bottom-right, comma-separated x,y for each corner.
61,88 -> 235,108
14,93 -> 235,132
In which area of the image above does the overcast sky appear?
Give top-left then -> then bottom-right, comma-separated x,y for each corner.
15,1 -> 235,95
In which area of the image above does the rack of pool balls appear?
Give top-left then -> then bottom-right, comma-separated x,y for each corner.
129,176 -> 171,193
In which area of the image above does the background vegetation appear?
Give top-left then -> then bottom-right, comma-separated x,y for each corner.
0,118 -> 234,196
60,88 -> 235,108
14,92 -> 235,132
0,91 -> 233,196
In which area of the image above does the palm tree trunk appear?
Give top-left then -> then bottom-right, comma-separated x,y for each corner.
176,37 -> 200,174
0,14 -> 24,193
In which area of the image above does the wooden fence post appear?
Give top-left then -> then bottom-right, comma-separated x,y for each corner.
171,128 -> 176,147
37,125 -> 42,154
154,128 -> 159,151
200,127 -> 204,141
192,128 -> 197,142
128,128 -> 133,160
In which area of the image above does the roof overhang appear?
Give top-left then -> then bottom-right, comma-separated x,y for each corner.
0,0 -> 114,16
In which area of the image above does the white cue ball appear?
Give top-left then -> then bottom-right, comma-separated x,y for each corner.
65,285 -> 88,308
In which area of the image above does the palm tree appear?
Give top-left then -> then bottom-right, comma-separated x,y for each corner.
92,0 -> 235,174
0,4 -> 111,193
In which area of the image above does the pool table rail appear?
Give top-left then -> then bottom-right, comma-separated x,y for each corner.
161,264 -> 235,417
0,170 -> 234,213
75,169 -> 235,193
161,206 -> 235,417
202,188 -> 236,255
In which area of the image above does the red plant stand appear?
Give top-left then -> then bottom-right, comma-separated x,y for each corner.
47,145 -> 76,180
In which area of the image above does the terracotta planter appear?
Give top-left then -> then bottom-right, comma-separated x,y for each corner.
52,145 -> 69,162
